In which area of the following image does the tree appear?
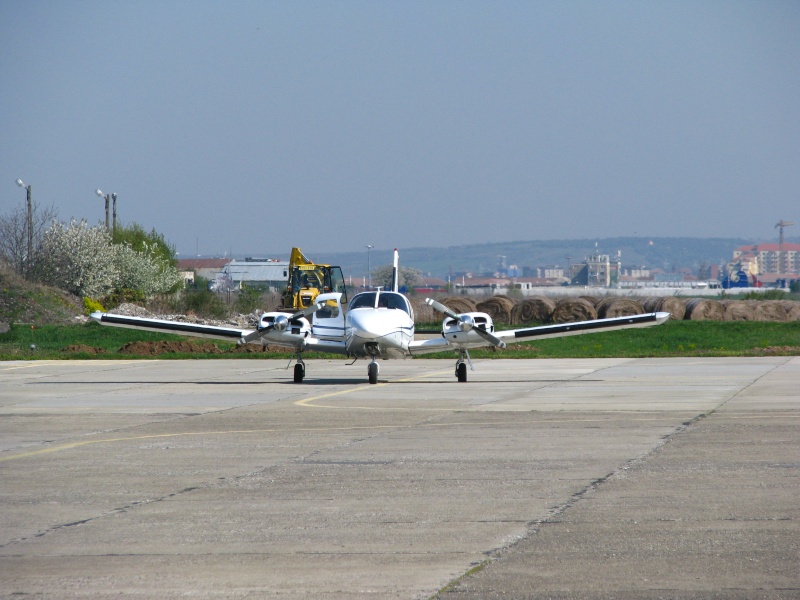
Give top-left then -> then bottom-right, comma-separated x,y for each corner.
112,222 -> 176,265
32,219 -> 183,299
33,220 -> 117,297
114,241 -> 183,296
370,265 -> 423,290
0,199 -> 59,277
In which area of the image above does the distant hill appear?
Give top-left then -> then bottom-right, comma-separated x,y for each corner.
299,237 -> 774,280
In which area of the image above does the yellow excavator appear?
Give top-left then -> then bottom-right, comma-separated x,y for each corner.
280,248 -> 348,310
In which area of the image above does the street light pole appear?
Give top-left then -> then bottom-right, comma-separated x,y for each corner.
15,179 -> 33,275
112,193 -> 117,232
365,244 -> 374,288
95,189 -> 111,230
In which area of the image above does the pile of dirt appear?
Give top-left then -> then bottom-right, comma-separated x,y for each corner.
118,340 -> 224,355
753,346 -> 800,356
61,344 -> 107,355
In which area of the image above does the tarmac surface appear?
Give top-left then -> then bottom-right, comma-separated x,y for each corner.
0,357 -> 798,599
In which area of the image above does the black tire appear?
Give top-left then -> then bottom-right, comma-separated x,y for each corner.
368,362 -> 378,384
456,362 -> 467,383
293,363 -> 305,383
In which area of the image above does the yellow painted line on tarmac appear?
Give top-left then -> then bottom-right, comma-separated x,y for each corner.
0,424 -> 402,463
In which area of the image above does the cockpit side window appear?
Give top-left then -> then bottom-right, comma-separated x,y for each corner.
380,292 -> 410,314
349,292 -> 377,310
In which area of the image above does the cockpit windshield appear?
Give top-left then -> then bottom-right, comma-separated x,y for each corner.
348,291 -> 411,315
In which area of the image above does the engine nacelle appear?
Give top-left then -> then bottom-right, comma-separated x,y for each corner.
441,312 -> 496,347
256,312 -> 312,344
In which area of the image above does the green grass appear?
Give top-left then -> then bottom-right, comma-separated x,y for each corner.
486,320 -> 800,358
1,320 -> 798,361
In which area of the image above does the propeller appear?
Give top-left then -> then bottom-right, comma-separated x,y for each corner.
240,302 -> 323,344
425,298 -> 506,349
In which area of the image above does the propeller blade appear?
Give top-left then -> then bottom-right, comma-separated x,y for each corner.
473,326 -> 507,349
241,302 -> 323,344
425,298 -> 460,320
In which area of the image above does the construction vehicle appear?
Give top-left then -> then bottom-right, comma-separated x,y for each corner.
280,248 -> 348,310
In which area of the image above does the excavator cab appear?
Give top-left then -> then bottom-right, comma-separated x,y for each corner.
281,248 -> 348,310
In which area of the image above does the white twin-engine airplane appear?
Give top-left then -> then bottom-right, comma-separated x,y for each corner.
91,250 -> 669,384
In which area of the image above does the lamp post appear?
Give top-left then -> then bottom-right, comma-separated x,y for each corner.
365,244 -> 374,288
15,179 -> 33,275
95,189 -> 115,231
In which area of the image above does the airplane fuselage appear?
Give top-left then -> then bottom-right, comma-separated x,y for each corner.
313,290 -> 415,359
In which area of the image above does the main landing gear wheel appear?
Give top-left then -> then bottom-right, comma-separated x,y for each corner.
368,362 -> 379,385
293,362 -> 305,383
456,361 -> 467,383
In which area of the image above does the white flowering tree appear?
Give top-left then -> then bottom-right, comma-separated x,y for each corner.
114,241 -> 183,296
35,220 -> 182,299
35,220 -> 117,298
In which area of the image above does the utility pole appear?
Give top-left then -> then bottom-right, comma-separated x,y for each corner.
365,244 -> 374,288
96,189 -> 110,230
15,179 -> 33,276
775,220 -> 794,274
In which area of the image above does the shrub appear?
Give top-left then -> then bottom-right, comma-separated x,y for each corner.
100,288 -> 146,310
743,289 -> 787,301
83,297 -> 105,315
234,284 -> 263,314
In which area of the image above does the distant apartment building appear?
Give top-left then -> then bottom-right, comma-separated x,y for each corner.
731,243 -> 800,276
570,253 -> 620,286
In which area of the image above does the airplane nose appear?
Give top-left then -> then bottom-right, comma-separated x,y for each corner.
347,310 -> 381,340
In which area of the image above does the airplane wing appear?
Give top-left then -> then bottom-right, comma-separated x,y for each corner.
495,311 -> 670,343
90,310 -> 351,355
409,311 -> 670,356
90,312 -> 255,343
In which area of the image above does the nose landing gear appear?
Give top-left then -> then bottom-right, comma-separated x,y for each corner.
368,360 -> 380,384
455,350 -> 472,383
292,353 -> 306,383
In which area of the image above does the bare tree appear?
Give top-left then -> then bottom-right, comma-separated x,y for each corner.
0,199 -> 59,277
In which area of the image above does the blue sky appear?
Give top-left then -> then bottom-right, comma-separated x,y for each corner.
2,1 -> 798,257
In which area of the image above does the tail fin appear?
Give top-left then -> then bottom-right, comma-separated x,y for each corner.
391,249 -> 399,293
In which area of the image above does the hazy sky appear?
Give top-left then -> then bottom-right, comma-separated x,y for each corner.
2,1 -> 798,258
